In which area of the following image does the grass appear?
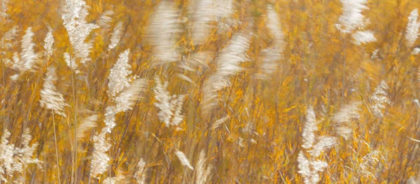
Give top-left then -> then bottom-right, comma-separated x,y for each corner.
0,0 -> 420,183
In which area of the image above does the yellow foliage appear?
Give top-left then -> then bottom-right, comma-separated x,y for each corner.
0,0 -> 419,183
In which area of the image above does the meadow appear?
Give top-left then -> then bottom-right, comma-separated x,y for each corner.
0,0 -> 420,183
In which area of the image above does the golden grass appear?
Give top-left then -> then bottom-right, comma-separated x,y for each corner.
1,0 -> 420,183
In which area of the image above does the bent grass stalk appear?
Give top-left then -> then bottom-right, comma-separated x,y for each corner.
52,112 -> 61,184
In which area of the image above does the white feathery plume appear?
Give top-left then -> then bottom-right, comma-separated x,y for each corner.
0,130 -> 14,182
114,78 -> 147,113
108,50 -> 132,98
408,173 -> 420,184
104,106 -> 116,132
310,160 -> 328,174
266,5 -> 284,44
10,74 -> 19,81
298,107 -> 336,184
371,49 -> 379,60
257,6 -> 285,80
298,152 -> 329,184
64,52 -> 79,72
257,48 -> 281,79
91,61 -> 147,179
91,55 -> 147,179
171,94 -> 186,126
414,99 -> 420,109
302,106 -> 318,149
44,28 -> 54,59
177,74 -> 194,84
195,150 -> 211,184
154,77 -> 185,127
21,27 -> 39,71
214,0 -> 232,21
178,62 -> 195,71
335,126 -> 352,140
147,1 -> 181,65
406,9 -> 420,47
91,130 -> 111,178
77,114 -> 98,140
106,78 -> 146,131
216,34 -> 250,76
175,150 -> 194,170
0,0 -> 8,19
12,129 -> 41,175
13,52 -> 20,65
0,26 -> 19,50
359,150 -> 383,178
211,116 -> 230,130
180,52 -> 212,72
201,33 -> 250,117
4,52 -> 21,71
0,129 -> 41,182
242,121 -> 255,135
6,28 -> 38,79
40,66 -> 68,117
370,80 -> 391,118
297,151 -> 311,183
176,52 -> 212,81
90,108 -> 117,178
332,102 -> 360,140
91,51 -> 144,180
332,102 -> 361,123
2,58 -> 12,69
103,170 -> 126,184
308,160 -> 328,184
190,0 -> 216,45
352,30 -> 376,45
201,75 -> 230,118
134,159 -> 147,184
352,31 -> 376,45
336,0 -> 368,33
12,52 -> 20,70
103,177 -> 124,184
238,137 -> 245,147
190,0 -> 232,45
308,136 -> 336,157
412,47 -> 420,55
98,10 -> 114,28
109,22 -> 123,50
62,0 -> 99,64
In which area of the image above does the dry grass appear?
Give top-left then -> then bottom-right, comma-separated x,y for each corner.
0,0 -> 420,183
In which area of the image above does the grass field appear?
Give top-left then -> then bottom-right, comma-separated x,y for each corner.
0,0 -> 420,183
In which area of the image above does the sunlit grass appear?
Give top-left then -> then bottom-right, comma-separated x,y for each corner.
0,0 -> 419,183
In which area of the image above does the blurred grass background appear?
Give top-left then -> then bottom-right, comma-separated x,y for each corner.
1,0 -> 420,183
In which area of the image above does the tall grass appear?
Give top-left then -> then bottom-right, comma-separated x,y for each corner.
0,0 -> 419,183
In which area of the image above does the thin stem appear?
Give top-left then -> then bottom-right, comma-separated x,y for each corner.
69,50 -> 78,184
52,112 -> 61,184
342,58 -> 345,104
2,62 -> 6,130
